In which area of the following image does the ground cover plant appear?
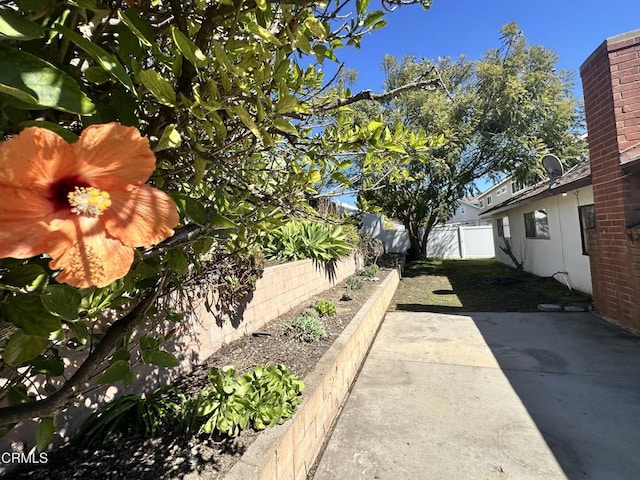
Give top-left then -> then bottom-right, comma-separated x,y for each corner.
390,259 -> 592,312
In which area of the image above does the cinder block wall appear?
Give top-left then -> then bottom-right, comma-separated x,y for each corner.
187,256 -> 361,361
0,255 -> 361,460
580,29 -> 640,331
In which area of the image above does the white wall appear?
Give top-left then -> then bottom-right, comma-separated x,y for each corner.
360,213 -> 410,254
491,186 -> 594,294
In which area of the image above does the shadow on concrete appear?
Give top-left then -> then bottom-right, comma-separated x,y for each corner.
466,311 -> 640,480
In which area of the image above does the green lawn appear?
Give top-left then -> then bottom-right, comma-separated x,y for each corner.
390,259 -> 592,313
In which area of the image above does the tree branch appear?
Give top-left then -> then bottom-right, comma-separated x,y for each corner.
310,77 -> 442,114
0,280 -> 165,427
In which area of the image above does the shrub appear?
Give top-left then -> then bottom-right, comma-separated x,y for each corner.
195,365 -> 304,437
346,277 -> 364,291
263,221 -> 352,263
314,299 -> 337,317
357,265 -> 380,280
286,314 -> 328,342
78,387 -> 183,445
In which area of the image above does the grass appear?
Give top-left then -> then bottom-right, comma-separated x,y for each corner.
390,259 -> 592,313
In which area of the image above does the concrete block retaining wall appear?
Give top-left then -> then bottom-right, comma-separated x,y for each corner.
225,267 -> 400,480
0,255 -> 362,459
184,256 -> 362,365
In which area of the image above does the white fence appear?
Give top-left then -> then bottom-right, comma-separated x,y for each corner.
361,214 -> 495,259
428,225 -> 495,259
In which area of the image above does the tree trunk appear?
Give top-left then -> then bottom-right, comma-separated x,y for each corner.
404,216 -> 438,261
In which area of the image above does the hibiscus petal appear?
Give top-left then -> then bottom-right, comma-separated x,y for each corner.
0,127 -> 77,190
101,185 -> 179,247
48,216 -> 134,288
0,186 -> 67,259
73,123 -> 157,189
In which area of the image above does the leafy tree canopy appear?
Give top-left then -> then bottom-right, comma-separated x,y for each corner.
360,22 -> 587,259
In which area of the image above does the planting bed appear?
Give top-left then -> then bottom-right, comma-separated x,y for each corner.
6,268 -> 397,480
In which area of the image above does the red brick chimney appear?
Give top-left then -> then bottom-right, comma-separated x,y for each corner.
580,30 -> 640,331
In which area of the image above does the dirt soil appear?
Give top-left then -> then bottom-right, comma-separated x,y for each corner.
6,269 -> 388,480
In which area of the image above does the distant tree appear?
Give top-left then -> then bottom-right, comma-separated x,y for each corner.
361,22 -> 587,260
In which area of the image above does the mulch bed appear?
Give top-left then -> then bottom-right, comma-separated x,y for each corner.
6,269 -> 389,480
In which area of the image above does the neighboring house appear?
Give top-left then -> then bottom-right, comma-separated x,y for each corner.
476,176 -> 528,212
446,198 -> 488,226
482,29 -> 640,332
481,161 -> 594,295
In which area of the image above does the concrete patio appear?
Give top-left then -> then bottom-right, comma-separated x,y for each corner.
312,311 -> 640,480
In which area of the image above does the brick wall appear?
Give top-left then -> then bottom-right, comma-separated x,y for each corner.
580,30 -> 640,331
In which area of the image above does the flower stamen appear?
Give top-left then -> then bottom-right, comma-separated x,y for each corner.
68,186 -> 112,217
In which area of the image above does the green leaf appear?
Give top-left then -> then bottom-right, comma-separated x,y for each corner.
3,331 -> 50,364
169,193 -> 207,225
19,121 -> 78,143
275,95 -> 298,114
139,69 -> 176,107
246,23 -> 282,46
55,24 -> 135,93
7,385 -> 33,406
0,10 -> 45,40
0,47 -> 95,114
30,355 -> 65,377
118,8 -> 154,47
210,214 -> 238,230
36,417 -> 55,452
273,117 -> 299,136
230,105 -> 261,138
96,360 -> 131,385
155,124 -> 182,151
0,264 -> 48,290
146,350 -> 179,368
1,296 -> 62,337
41,284 -> 82,320
356,0 -> 370,15
166,249 -> 189,276
385,143 -> 407,154
171,27 -> 208,67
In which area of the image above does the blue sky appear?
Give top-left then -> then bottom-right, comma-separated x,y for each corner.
334,0 -> 640,98
329,0 -> 640,203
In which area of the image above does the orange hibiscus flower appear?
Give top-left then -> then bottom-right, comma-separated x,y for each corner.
0,123 -> 179,288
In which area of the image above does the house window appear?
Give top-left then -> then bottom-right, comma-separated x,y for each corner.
479,199 -> 484,208
512,181 -> 526,194
497,189 -> 502,197
460,206 -> 465,214
487,195 -> 492,206
524,209 -> 550,239
578,204 -> 596,255
497,216 -> 511,238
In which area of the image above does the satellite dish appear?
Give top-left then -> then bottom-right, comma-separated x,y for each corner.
542,154 -> 563,186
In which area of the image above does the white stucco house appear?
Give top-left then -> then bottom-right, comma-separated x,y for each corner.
480,160 -> 594,294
